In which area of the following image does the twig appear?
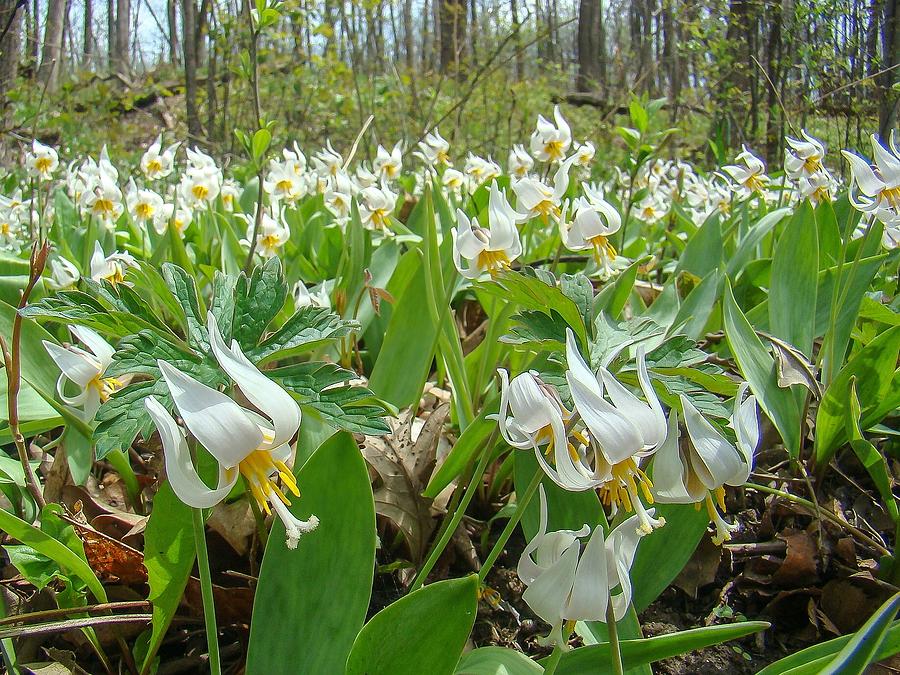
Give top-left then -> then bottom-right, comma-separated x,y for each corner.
0,601 -> 150,627
744,482 -> 890,556
2,241 -> 50,512
0,614 -> 151,640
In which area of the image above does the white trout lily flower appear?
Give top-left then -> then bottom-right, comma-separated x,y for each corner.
358,182 -> 397,231
464,153 -> 502,186
79,172 -> 124,226
178,166 -> 222,209
374,142 -> 403,180
48,257 -> 80,290
416,129 -> 452,167
442,168 -> 467,196
43,326 -> 121,418
220,179 -> 241,212
324,171 -> 355,225
126,180 -> 172,230
722,145 -> 769,194
144,313 -> 318,550
565,329 -> 667,534
312,140 -> 343,178
784,130 -> 826,181
26,140 -> 59,180
653,386 -> 759,545
90,242 -> 136,285
573,141 -> 596,168
140,135 -> 179,180
513,156 -> 576,222
842,134 -> 900,214
530,106 -> 572,163
517,486 -> 649,647
240,207 -> 290,258
264,159 -> 307,204
508,144 -> 534,178
560,190 -> 621,272
451,209 -> 520,280
294,281 -> 331,309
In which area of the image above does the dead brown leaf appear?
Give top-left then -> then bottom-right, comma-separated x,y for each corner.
207,500 -> 257,556
69,522 -> 147,585
772,530 -> 819,587
674,535 -> 721,598
361,404 -> 450,562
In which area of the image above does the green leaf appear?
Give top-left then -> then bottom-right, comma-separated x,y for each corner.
94,379 -> 172,460
251,128 -> 272,164
594,257 -> 643,320
346,576 -> 479,675
272,361 -> 390,435
209,271 -> 238,342
161,263 -> 208,351
815,325 -> 900,465
560,273 -> 594,329
455,647 -> 542,674
555,621 -> 769,673
20,288 -> 159,338
425,406 -> 496,499
769,201 -> 818,355
232,256 -> 288,348
0,506 -> 106,603
723,280 -> 801,456
726,208 -> 791,278
247,432 -> 376,673
504,309 -> 569,350
677,215 -> 722,279
671,269 -> 720,340
140,481 -> 195,674
630,502 -> 711,611
477,269 -> 588,350
758,619 -> 900,675
106,330 -> 222,382
818,592 -> 900,675
247,306 -> 359,364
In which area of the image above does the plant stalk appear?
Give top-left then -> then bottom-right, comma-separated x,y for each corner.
191,507 -> 221,675
606,601 -> 624,675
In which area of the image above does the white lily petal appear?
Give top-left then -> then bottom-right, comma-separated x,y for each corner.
158,359 -> 262,468
207,313 -> 301,448
567,372 -> 643,465
565,525 -> 609,621
44,341 -> 101,388
70,325 -> 115,370
522,540 -> 580,629
681,395 -> 744,490
842,150 -> 884,197
517,485 -> 550,585
651,410 -> 697,503
145,396 -> 239,508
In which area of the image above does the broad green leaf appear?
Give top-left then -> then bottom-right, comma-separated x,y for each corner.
232,256 -> 288,347
555,621 -> 770,673
94,379 -> 172,460
455,647 -> 542,674
726,208 -> 790,278
723,281 -> 801,456
670,269 -> 720,340
594,257 -> 643,320
425,407 -> 496,499
630,502 -> 711,611
815,325 -> 900,465
161,263 -> 208,351
247,306 -> 359,364
514,451 -> 605,540
769,201 -> 818,355
345,576 -> 479,675
677,215 -> 722,279
140,481 -> 195,674
247,432 -> 376,673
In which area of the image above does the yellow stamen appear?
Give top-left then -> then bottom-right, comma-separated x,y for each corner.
238,449 -> 298,513
476,249 -> 511,277
192,184 -> 210,201
35,157 -> 53,174
146,159 -> 163,174
586,234 -> 617,266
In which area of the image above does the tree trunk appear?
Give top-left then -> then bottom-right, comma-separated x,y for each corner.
82,0 -> 92,66
0,0 -> 21,142
182,0 -> 202,142
510,0 -> 524,80
764,0 -> 783,158
439,0 -> 466,73
577,0 -> 605,91
403,0 -> 414,70
168,0 -> 179,64
37,0 -> 66,91
880,0 -> 899,136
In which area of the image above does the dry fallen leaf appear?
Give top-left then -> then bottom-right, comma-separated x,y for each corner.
362,404 -> 450,562
673,535 -> 721,598
70,522 -> 147,585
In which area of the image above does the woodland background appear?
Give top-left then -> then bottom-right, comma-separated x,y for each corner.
0,0 -> 896,165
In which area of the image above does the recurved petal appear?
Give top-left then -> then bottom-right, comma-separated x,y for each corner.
158,359 -> 262,468
842,150 -> 885,197
681,395 -> 744,490
145,396 -> 239,508
207,313 -> 301,448
70,325 -> 115,371
517,485 -> 550,585
567,371 -> 643,465
44,341 -> 101,388
727,383 -> 760,486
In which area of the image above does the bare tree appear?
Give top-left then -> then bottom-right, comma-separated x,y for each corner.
168,0 -> 179,64
114,0 -> 130,73
0,0 -> 22,134
576,0 -> 606,91
37,0 -> 67,91
83,0 -> 92,66
880,0 -> 899,136
439,0 -> 466,73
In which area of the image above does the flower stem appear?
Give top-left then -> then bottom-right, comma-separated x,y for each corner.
478,466 -> 543,584
606,601 -> 624,675
191,507 -> 221,675
543,644 -> 563,675
410,428 -> 498,593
